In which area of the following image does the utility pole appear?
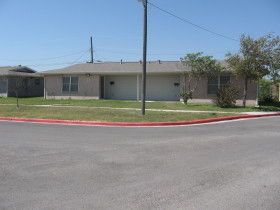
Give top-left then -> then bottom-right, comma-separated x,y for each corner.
90,36 -> 94,63
138,0 -> 148,115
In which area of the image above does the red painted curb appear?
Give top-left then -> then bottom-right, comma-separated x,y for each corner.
0,113 -> 279,127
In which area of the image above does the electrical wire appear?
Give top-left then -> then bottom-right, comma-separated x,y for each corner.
27,61 -> 88,68
0,49 -> 90,62
94,48 -> 229,56
70,49 -> 90,64
25,49 -> 90,68
148,1 -> 238,42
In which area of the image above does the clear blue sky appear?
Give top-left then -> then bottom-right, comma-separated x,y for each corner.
0,0 -> 279,71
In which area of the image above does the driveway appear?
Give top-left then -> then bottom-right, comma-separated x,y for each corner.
0,117 -> 280,209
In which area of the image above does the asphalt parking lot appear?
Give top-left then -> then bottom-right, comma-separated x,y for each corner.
0,117 -> 280,209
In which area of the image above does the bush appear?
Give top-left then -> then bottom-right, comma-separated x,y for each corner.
214,84 -> 239,108
259,79 -> 277,105
180,91 -> 193,104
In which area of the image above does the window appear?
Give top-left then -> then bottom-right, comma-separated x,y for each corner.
220,75 -> 230,88
207,75 -> 230,95
70,77 -> 78,92
62,76 -> 78,92
35,78 -> 40,86
62,77 -> 70,92
208,76 -> 219,95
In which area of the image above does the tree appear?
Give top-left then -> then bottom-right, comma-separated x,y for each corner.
226,34 -> 280,107
9,77 -> 28,109
259,79 -> 274,104
180,52 -> 223,104
269,46 -> 280,84
214,84 -> 239,108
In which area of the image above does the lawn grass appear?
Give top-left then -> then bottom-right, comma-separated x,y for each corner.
0,97 -> 268,112
0,105 -> 234,122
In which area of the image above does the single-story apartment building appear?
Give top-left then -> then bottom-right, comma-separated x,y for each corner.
0,66 -> 44,97
41,60 -> 257,105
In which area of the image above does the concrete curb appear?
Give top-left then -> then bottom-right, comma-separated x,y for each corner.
0,113 -> 279,127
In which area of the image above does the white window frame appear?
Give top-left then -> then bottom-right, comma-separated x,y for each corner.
207,75 -> 231,95
62,76 -> 79,93
219,75 -> 231,88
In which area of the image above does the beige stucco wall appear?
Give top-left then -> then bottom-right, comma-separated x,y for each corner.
180,75 -> 209,99
231,76 -> 257,100
180,74 -> 257,105
45,75 -> 100,99
0,77 -> 8,97
44,73 -> 257,105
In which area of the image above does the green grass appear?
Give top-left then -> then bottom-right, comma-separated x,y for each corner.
257,105 -> 280,112
0,105 -> 233,122
2,97 -> 278,122
0,97 -> 270,112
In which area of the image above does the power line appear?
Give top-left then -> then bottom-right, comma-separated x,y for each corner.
0,49 -> 90,62
94,46 -> 230,56
148,1 -> 238,42
27,50 -> 90,68
71,49 -> 90,64
27,61 -> 87,68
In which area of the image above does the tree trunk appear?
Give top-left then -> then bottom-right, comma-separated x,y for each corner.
192,78 -> 200,93
242,77 -> 248,107
184,74 -> 187,92
187,75 -> 191,93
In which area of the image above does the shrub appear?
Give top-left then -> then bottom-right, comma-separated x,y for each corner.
180,91 -> 193,104
259,79 -> 276,105
214,84 -> 239,108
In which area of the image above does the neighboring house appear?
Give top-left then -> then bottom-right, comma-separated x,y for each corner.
0,66 -> 44,97
41,60 -> 258,105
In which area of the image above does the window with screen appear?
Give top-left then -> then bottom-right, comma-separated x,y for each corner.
207,76 -> 219,94
220,75 -> 230,88
70,77 -> 78,92
208,75 -> 231,95
62,76 -> 78,92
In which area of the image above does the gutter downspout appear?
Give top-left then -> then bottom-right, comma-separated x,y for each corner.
6,77 -> 9,97
137,74 -> 140,101
44,77 -> 46,99
103,76 -> 106,99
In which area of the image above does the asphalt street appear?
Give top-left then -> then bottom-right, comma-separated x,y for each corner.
0,117 -> 280,210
